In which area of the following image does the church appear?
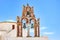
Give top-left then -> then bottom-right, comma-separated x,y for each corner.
0,4 -> 48,40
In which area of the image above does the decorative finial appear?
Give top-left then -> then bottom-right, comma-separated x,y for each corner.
32,6 -> 33,8
37,18 -> 40,21
23,5 -> 25,8
27,3 -> 29,6
17,16 -> 20,20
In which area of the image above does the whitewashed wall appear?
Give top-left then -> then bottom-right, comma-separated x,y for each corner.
0,22 -> 16,31
0,22 -> 27,37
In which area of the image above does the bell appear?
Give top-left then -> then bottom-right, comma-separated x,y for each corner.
27,11 -> 30,15
31,24 -> 34,28
23,23 -> 26,29
30,19 -> 32,23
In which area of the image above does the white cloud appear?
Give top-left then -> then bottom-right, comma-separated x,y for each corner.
4,20 -> 16,22
43,32 -> 54,35
30,26 -> 47,33
40,26 -> 47,30
26,26 -> 54,36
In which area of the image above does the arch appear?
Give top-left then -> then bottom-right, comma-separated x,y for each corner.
30,17 -> 36,23
22,19 -> 26,23
21,17 -> 28,23
29,17 -> 37,37
29,17 -> 37,28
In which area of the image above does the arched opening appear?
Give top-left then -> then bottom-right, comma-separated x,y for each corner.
26,11 -> 31,18
22,19 -> 26,29
21,17 -> 28,37
30,19 -> 34,28
30,19 -> 34,37
29,18 -> 36,37
21,17 -> 28,23
21,17 -> 28,29
30,18 -> 36,28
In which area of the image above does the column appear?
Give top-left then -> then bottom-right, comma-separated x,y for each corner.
17,24 -> 19,37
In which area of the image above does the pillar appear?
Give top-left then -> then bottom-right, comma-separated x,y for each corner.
38,18 -> 40,37
17,24 -> 19,37
19,22 -> 22,37
17,16 -> 22,37
34,23 -> 38,37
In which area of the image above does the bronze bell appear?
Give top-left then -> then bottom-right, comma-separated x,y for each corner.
31,24 -> 34,28
23,23 -> 26,29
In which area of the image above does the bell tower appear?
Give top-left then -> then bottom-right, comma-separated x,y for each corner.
16,4 -> 40,37
22,4 -> 40,37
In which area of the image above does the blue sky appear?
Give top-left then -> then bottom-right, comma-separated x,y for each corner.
0,0 -> 60,40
